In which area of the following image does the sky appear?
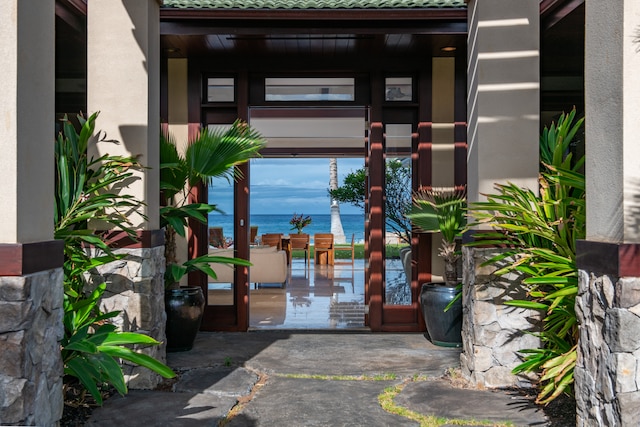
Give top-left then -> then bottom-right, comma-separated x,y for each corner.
208,157 -> 365,215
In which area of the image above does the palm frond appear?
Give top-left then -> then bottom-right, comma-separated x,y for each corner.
185,121 -> 266,187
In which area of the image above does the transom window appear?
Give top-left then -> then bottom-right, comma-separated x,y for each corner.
207,77 -> 235,102
265,77 -> 355,101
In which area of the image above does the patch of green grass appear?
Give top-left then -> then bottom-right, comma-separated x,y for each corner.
378,380 -> 514,427
274,373 -> 512,426
278,373 -> 397,381
292,244 -> 407,260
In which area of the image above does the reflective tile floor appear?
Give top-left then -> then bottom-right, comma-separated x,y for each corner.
248,258 -> 407,330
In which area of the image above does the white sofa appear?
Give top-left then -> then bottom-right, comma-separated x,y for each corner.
209,246 -> 288,286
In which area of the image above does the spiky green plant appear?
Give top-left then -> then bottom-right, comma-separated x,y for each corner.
407,187 -> 467,286
467,109 -> 584,404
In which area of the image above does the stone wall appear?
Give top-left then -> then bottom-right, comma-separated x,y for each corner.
0,269 -> 64,426
461,247 -> 541,388
575,271 -> 640,426
89,246 -> 166,389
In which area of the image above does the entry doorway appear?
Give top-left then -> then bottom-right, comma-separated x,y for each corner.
249,157 -> 366,329
199,104 -> 429,332
246,108 -> 368,329
204,106 -> 371,330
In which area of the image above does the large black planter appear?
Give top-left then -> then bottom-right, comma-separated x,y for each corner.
165,286 -> 205,352
419,283 -> 462,347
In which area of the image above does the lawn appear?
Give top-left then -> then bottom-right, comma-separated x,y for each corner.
292,244 -> 405,260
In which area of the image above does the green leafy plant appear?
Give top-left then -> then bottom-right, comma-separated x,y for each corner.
407,187 -> 467,286
55,113 -> 146,299
55,112 -> 175,404
467,109 -> 584,404
61,283 -> 174,404
160,121 -> 266,288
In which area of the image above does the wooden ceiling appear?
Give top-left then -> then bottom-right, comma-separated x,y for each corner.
159,9 -> 468,63
54,0 -> 585,109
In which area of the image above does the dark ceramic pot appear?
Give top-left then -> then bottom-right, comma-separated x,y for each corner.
165,286 -> 205,352
419,283 -> 462,347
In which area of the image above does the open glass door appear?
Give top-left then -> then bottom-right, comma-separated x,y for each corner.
365,74 -> 423,332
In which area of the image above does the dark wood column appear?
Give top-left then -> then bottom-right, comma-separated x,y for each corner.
367,122 -> 385,330
417,63 -> 434,305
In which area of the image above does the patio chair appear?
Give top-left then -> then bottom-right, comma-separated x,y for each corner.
334,233 -> 355,265
313,233 -> 334,265
261,233 -> 282,250
250,225 -> 259,244
289,233 -> 311,265
209,227 -> 225,247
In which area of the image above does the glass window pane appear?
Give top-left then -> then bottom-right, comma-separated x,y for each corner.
383,156 -> 412,306
208,175 -> 235,306
265,78 -> 355,101
207,78 -> 235,102
386,124 -> 413,154
385,77 -> 413,101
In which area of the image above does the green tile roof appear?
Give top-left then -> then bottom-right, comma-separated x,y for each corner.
162,0 -> 466,9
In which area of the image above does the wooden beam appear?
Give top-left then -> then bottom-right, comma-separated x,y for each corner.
160,8 -> 467,21
540,0 -> 585,30
160,21 -> 467,36
0,241 -> 64,276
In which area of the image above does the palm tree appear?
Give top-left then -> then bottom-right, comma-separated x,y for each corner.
160,120 -> 266,288
407,187 -> 466,286
329,158 -> 346,243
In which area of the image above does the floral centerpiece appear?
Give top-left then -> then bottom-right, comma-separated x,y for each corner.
290,213 -> 312,234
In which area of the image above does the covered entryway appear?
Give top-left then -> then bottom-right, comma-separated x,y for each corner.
160,5 -> 468,331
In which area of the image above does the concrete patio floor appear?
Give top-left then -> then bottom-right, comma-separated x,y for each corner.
86,331 -> 560,426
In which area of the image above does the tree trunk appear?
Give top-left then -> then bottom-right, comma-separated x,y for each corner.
164,226 -> 180,289
329,158 -> 346,243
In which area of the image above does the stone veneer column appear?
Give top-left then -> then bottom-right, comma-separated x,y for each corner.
461,247 -> 541,388
0,2 -> 64,425
462,0 -> 541,388
575,1 -> 640,425
87,0 -> 166,389
90,244 -> 166,389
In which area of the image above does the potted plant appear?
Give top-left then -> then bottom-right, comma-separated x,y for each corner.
289,213 -> 312,234
407,187 -> 466,347
160,120 -> 265,351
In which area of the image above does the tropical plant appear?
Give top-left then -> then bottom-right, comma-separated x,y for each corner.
407,187 -> 467,286
160,121 -> 266,288
467,109 -> 585,404
61,283 -> 175,405
55,112 -> 175,405
329,158 -> 412,244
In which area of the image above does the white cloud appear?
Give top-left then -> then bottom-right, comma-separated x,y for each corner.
210,157 -> 365,215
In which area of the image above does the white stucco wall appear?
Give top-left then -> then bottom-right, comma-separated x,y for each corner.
87,0 -> 160,230
467,0 -> 540,204
0,2 -> 55,243
585,1 -> 640,243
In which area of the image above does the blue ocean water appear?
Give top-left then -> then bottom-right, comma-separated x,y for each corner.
208,213 -> 366,243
